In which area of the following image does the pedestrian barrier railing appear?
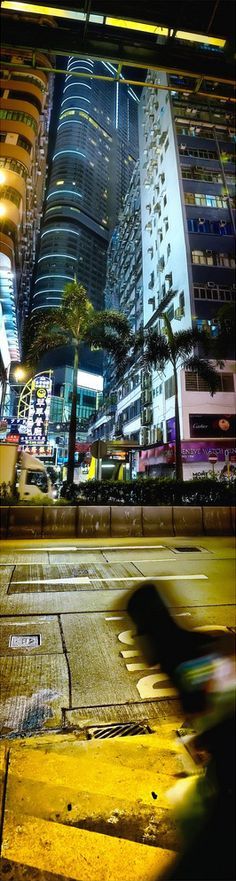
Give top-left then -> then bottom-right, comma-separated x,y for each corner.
0,505 -> 235,538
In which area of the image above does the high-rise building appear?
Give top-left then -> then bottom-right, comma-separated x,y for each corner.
32,58 -> 139,373
138,70 -> 236,474
0,49 -> 53,375
89,70 -> 235,476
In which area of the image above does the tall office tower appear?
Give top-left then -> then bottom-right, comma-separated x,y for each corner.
99,161 -> 143,439
32,57 -> 139,372
0,49 -> 53,373
138,70 -> 236,475
105,161 -> 143,331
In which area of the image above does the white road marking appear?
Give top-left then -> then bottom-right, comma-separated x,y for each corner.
11,574 -> 208,585
105,616 -> 124,620
12,544 -> 166,552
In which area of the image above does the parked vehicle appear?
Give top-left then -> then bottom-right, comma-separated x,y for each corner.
0,442 -> 53,500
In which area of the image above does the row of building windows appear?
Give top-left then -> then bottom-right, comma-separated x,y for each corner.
185,371 -> 234,392
179,144 -> 235,162
176,122 -> 235,142
0,185 -> 21,207
187,218 -> 233,235
0,109 -> 37,133
193,284 -> 235,301
182,166 -> 223,183
173,103 -> 234,125
10,72 -> 46,91
3,89 -> 42,113
0,156 -> 28,181
185,192 -> 230,208
0,132 -> 32,154
191,250 -> 235,267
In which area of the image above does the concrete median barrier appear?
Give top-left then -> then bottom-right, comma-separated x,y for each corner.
202,506 -> 233,535
230,507 -> 235,534
0,506 -> 9,538
173,506 -> 203,536
111,506 -> 142,537
77,506 -> 111,537
142,506 -> 174,536
8,506 -> 43,539
42,506 -> 76,538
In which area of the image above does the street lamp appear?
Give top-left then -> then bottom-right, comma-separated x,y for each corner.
14,366 -> 27,382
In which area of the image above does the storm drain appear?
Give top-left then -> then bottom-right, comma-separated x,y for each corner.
87,722 -> 153,739
173,546 -> 202,553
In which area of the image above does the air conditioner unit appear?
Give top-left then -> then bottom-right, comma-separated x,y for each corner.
140,428 -> 149,446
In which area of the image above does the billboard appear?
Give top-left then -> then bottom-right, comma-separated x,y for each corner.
189,414 -> 236,439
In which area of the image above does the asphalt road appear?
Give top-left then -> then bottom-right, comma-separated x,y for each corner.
0,535 -> 235,737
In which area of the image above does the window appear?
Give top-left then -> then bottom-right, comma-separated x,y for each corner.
0,185 -> 21,207
25,471 -> 48,492
0,157 -> 28,180
0,108 -> 37,132
185,371 -> 234,392
185,192 -> 228,209
7,90 -> 42,113
165,375 -> 175,399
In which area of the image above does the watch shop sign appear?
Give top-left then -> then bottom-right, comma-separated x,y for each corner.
190,414 -> 236,439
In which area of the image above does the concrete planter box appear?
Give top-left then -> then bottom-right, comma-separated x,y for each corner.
77,505 -> 110,537
42,506 -> 76,537
8,506 -> 43,538
111,506 -> 142,537
173,506 -> 203,536
142,506 -> 174,536
0,506 -> 9,539
202,506 -> 232,535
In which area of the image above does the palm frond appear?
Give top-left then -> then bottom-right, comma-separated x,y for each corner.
143,328 -> 170,370
185,357 -> 221,396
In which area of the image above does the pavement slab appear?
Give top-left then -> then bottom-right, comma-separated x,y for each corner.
8,562 -> 140,593
0,655 -> 69,735
0,616 -> 63,656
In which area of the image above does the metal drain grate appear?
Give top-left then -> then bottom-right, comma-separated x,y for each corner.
87,722 -> 152,739
174,546 -> 201,552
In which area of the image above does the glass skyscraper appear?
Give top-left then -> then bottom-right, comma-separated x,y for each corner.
32,57 -> 139,371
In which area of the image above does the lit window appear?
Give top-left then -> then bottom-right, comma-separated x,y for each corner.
56,180 -> 64,185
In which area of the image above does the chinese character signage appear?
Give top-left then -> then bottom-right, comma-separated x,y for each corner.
26,373 -> 52,444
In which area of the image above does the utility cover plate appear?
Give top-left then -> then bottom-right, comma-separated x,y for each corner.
173,547 -> 201,553
88,722 -> 152,739
9,634 -> 41,648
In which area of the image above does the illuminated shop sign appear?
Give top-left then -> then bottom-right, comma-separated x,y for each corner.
189,414 -> 236,438
26,373 -> 52,443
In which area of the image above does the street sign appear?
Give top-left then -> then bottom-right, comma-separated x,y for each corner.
208,454 -> 218,464
90,440 -> 107,458
9,634 -> 41,649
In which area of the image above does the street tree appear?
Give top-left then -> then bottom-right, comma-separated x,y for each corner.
27,280 -> 132,484
141,314 -> 223,480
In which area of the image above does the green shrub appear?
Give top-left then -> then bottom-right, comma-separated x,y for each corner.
62,478 -> 236,507
18,495 -> 54,506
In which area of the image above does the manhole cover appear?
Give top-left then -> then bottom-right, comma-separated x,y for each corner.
9,634 -> 41,648
174,547 -> 201,553
88,722 -> 152,739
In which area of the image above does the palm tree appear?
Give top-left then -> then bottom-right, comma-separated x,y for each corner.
27,280 -> 132,484
141,314 -> 223,480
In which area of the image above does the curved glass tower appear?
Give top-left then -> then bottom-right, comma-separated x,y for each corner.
32,58 -> 138,370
